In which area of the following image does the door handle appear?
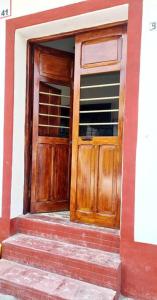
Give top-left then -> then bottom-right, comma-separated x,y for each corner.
81,136 -> 93,141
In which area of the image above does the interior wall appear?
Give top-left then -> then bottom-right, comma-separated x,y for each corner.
48,84 -> 70,105
40,37 -> 75,53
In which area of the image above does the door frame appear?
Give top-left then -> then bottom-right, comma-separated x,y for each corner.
24,22 -> 127,215
24,42 -> 74,213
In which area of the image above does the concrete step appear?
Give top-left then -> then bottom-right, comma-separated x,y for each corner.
12,213 -> 120,253
2,233 -> 121,291
0,259 -> 118,300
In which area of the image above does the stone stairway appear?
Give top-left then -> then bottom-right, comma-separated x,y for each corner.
0,213 -> 121,299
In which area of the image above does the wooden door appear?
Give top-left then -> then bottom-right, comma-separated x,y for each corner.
70,25 -> 127,228
31,46 -> 73,213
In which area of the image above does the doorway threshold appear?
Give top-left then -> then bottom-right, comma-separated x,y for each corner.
40,211 -> 70,220
24,212 -> 120,236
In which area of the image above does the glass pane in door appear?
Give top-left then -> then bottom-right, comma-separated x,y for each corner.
38,82 -> 70,138
79,72 -> 120,137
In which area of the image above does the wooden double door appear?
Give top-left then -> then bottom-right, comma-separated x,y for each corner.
30,25 -> 127,228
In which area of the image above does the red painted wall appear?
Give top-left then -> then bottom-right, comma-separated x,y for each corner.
121,241 -> 157,299
1,0 -> 157,299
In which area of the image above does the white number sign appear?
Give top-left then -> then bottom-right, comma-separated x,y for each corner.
0,0 -> 11,18
149,22 -> 157,31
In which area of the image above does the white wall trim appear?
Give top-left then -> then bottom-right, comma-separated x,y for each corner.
10,32 -> 27,218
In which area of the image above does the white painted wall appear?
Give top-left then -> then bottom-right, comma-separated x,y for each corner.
135,0 -> 157,245
12,0 -> 82,18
